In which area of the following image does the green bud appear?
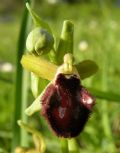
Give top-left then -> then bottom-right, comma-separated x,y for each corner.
26,27 -> 54,55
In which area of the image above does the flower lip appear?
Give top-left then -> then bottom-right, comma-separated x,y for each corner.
41,73 -> 95,138
80,87 -> 95,110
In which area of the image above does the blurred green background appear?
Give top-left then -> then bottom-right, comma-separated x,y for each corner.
0,0 -> 120,153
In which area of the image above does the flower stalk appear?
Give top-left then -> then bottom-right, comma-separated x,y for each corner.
60,139 -> 69,153
68,139 -> 79,153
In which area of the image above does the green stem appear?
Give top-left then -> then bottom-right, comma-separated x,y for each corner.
11,0 -> 31,151
60,139 -> 69,153
68,139 -> 79,153
21,70 -> 29,146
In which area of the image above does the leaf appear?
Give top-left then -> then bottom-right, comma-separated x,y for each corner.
26,3 -> 52,33
56,20 -> 74,64
12,1 -> 30,150
76,60 -> 98,79
88,87 -> 120,102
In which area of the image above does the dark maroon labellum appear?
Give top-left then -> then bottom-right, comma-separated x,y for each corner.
41,73 -> 95,138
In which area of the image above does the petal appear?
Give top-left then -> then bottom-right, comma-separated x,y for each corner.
41,74 -> 95,138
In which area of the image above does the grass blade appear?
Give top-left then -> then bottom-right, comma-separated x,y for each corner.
12,0 -> 31,151
88,88 -> 120,102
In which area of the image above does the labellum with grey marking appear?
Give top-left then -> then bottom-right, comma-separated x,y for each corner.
41,73 -> 95,138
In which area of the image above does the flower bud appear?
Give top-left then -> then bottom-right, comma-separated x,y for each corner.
26,27 -> 54,55
41,73 -> 95,138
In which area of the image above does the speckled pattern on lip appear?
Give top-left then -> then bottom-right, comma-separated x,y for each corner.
41,73 -> 95,138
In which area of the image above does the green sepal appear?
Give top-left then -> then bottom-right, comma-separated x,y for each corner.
26,3 -> 52,34
56,20 -> 74,65
17,120 -> 46,153
21,54 -> 98,81
25,82 -> 51,116
76,60 -> 98,79
21,54 -> 58,81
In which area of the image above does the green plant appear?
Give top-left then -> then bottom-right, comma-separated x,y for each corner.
16,2 -> 99,153
11,1 -> 120,153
